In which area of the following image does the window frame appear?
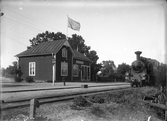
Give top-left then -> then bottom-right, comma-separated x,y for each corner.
29,62 -> 36,76
61,62 -> 68,76
62,48 -> 67,58
73,64 -> 79,77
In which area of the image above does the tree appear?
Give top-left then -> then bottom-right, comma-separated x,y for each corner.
5,63 -> 17,75
86,50 -> 98,63
5,61 -> 23,79
29,31 -> 66,47
0,67 -> 5,77
101,60 -> 116,75
68,34 -> 90,54
117,63 -> 130,75
86,50 -> 101,81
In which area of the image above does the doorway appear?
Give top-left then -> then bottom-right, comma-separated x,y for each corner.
81,65 -> 90,81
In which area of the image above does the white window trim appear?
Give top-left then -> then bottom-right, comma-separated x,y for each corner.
29,62 -> 36,76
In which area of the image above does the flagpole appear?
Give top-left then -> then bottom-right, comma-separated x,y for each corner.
66,15 -> 68,40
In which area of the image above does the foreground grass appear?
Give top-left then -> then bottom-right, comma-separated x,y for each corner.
1,87 -> 165,121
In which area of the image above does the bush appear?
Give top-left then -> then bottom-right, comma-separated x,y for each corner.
90,103 -> 106,117
73,96 -> 92,107
88,95 -> 105,104
14,76 -> 23,82
25,76 -> 34,83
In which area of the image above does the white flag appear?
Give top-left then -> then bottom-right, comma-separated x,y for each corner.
68,16 -> 81,31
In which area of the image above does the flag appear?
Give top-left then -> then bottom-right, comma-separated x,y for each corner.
68,16 -> 80,31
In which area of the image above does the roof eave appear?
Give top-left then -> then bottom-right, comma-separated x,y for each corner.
73,57 -> 92,62
16,53 -> 52,57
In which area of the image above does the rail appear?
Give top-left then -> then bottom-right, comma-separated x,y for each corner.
1,86 -> 131,111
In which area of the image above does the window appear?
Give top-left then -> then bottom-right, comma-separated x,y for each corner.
62,48 -> 67,58
73,64 -> 79,77
61,62 -> 68,76
29,62 -> 36,76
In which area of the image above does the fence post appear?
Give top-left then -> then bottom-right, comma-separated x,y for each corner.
30,98 -> 39,119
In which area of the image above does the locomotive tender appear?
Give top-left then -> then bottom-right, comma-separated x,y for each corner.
126,51 -> 160,87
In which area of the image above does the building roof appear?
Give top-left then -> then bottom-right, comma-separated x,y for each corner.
16,39 -> 66,57
73,50 -> 92,62
16,39 -> 91,62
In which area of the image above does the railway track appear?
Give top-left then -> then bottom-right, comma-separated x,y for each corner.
1,84 -> 131,111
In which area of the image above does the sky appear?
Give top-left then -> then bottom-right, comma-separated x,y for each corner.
1,0 -> 167,68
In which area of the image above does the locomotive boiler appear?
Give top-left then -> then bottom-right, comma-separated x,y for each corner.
127,51 -> 160,87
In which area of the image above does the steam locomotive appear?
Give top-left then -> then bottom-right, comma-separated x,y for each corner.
125,51 -> 160,87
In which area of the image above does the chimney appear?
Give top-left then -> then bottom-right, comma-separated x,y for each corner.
135,51 -> 142,60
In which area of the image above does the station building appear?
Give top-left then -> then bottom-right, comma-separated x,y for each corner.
16,39 -> 91,82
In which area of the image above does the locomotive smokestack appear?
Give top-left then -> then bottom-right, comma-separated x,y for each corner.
135,51 -> 142,60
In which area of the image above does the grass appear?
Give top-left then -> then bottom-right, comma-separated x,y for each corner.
1,87 -> 165,121
71,87 -> 165,121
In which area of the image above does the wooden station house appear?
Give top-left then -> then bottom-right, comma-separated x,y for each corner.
16,39 -> 91,82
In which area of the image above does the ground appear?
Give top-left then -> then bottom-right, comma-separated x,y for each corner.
1,87 -> 165,121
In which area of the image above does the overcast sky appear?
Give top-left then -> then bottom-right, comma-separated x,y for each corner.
1,0 -> 166,68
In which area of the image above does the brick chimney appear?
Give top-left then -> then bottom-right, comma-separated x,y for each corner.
135,51 -> 142,60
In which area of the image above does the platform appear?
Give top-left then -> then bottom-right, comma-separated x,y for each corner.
1,77 -> 129,93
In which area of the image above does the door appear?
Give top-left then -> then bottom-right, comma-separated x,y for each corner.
81,65 -> 90,81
